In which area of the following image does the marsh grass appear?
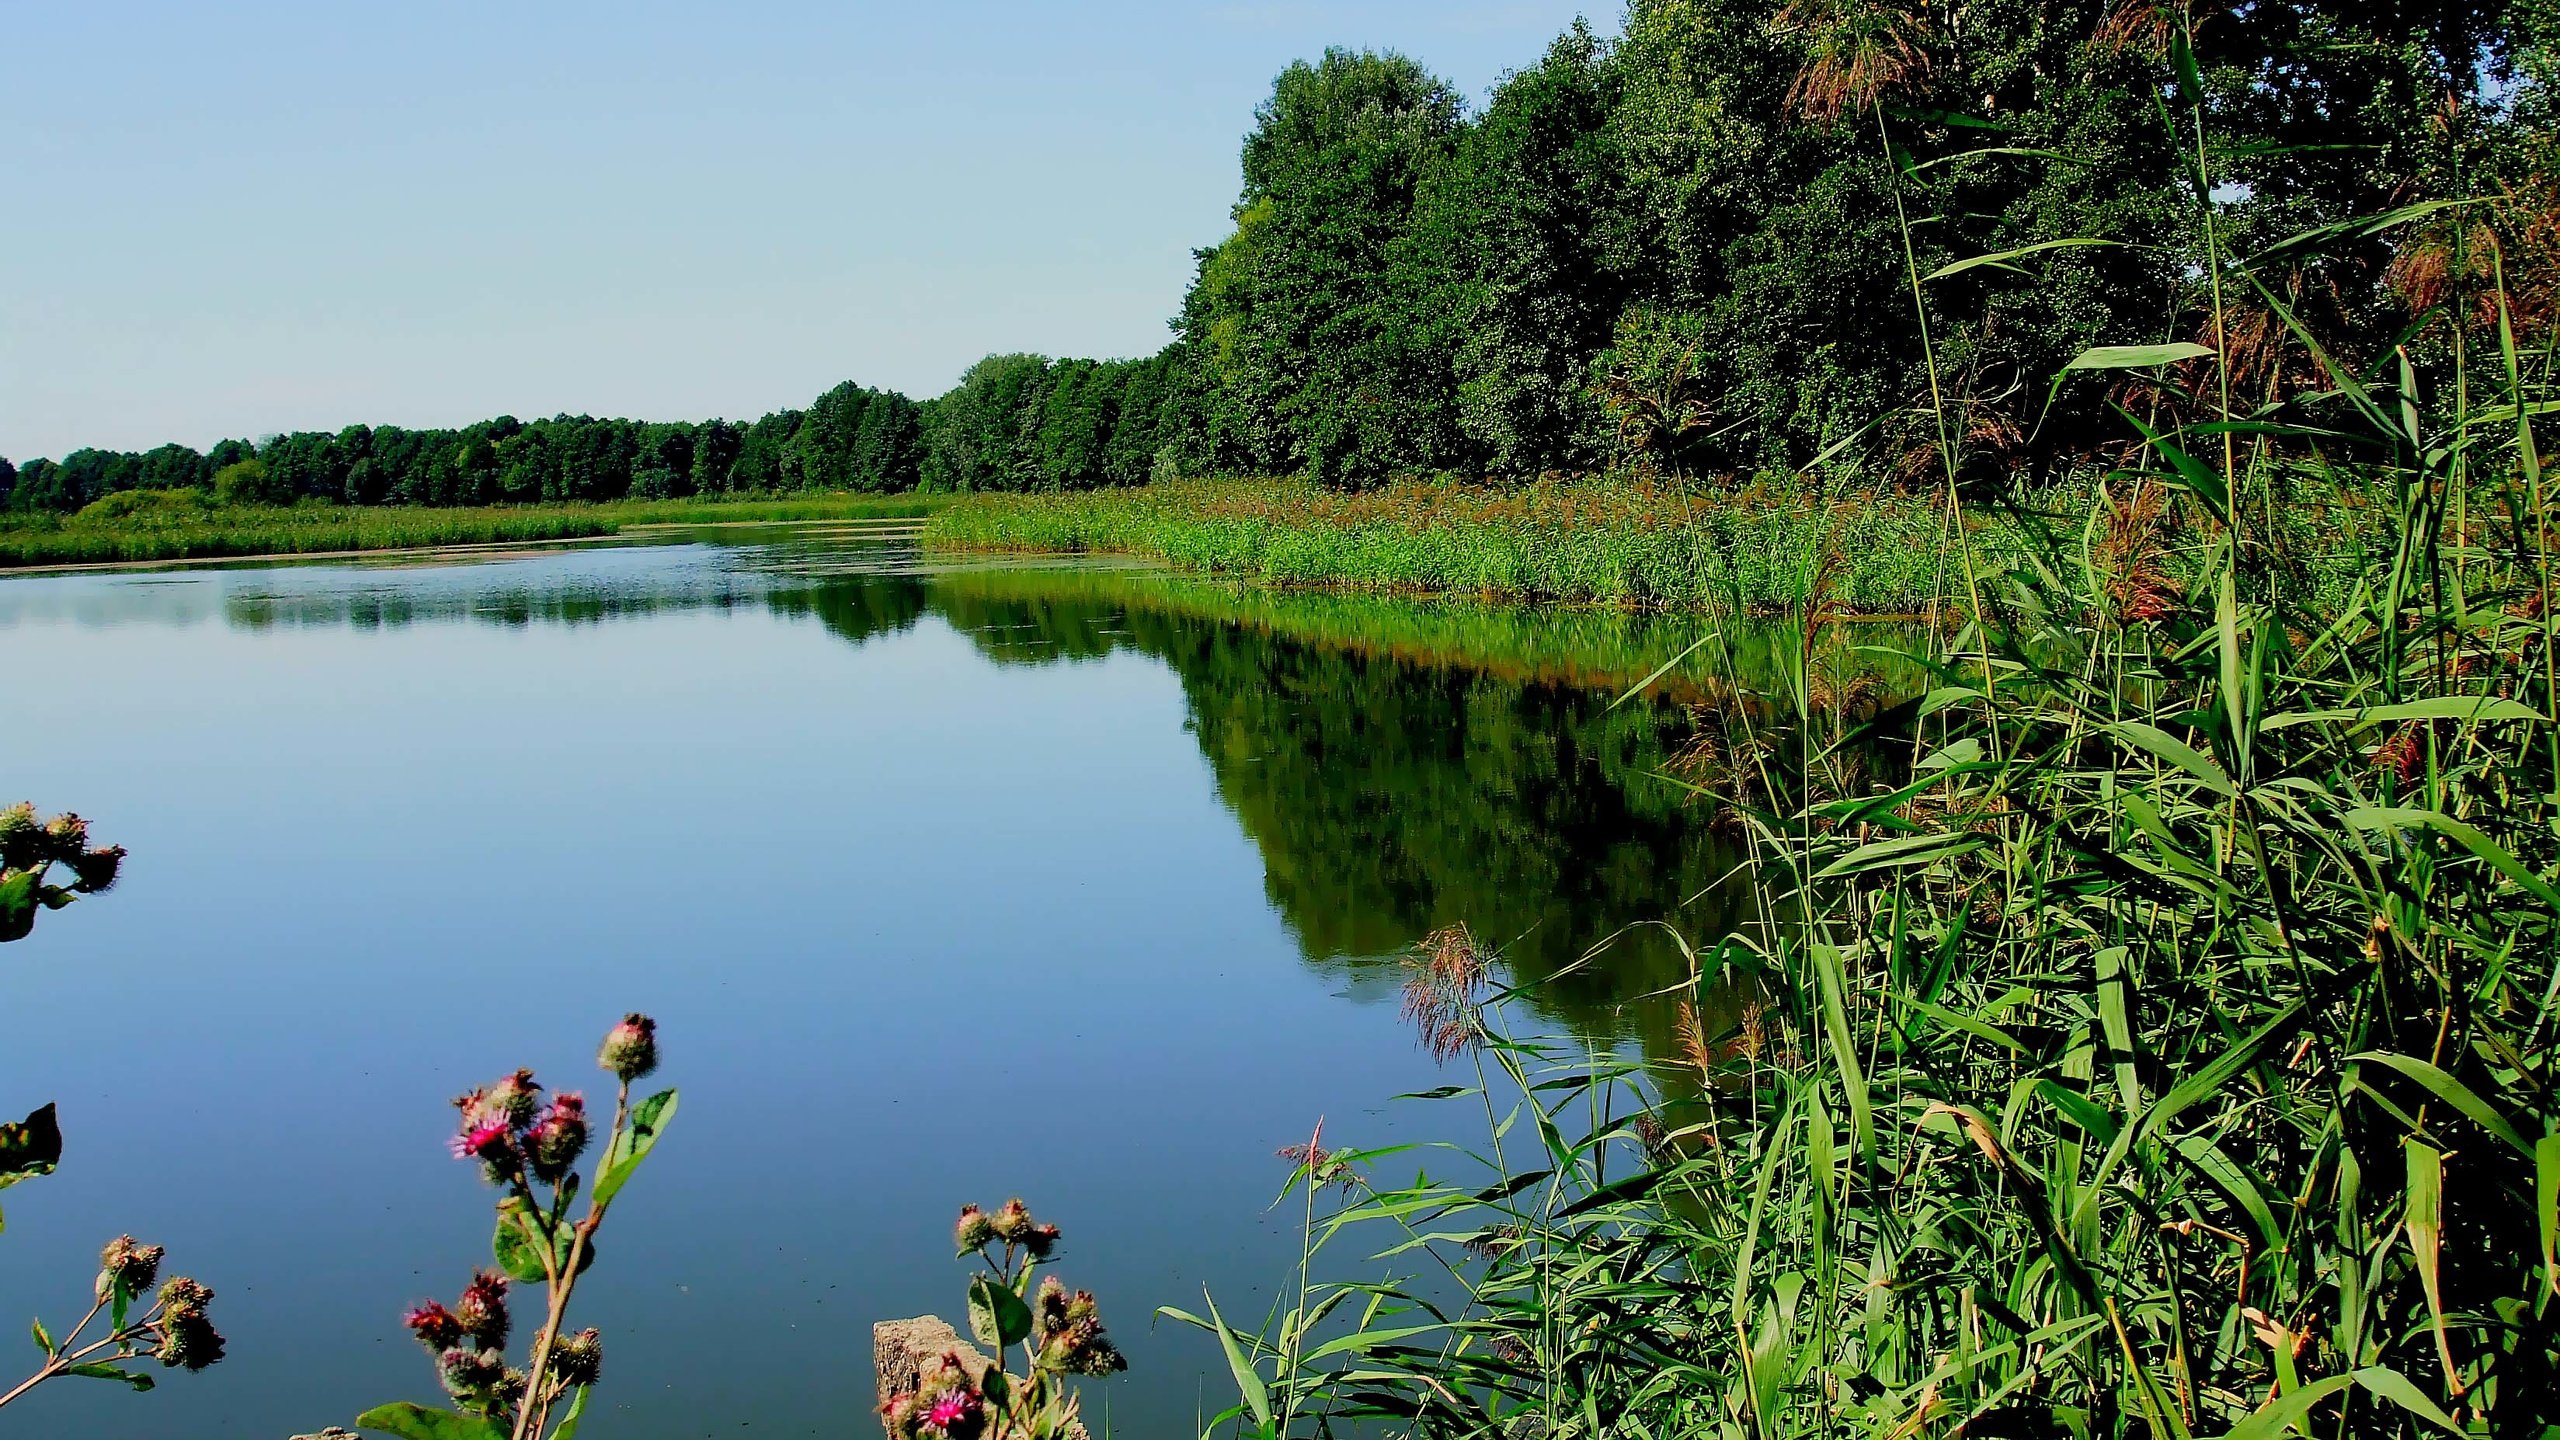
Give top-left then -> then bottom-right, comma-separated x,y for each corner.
0,493 -> 941,570
922,474 -> 2386,617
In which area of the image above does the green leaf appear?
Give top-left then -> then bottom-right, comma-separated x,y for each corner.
2539,1131 -> 2560,1298
2216,1374 -> 2355,1440
549,1383 -> 589,1440
2352,1365 -> 2463,1433
1203,1291 -> 1272,1433
2349,1051 -> 2534,1158
1924,238 -> 2120,282
0,870 -> 37,943
352,1401 -> 509,1440
1814,831 -> 1984,879
2264,696 -> 2547,730
2064,342 -> 2215,372
593,1087 -> 677,1207
59,1361 -> 151,1390
2106,722 -> 2236,797
30,1317 -> 51,1356
0,1102 -> 62,1182
2346,808 -> 2560,911
968,1273 -> 1031,1349
1813,947 -> 1872,1166
492,1212 -> 595,1285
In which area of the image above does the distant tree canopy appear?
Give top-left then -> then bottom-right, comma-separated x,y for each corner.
6,0 -> 2549,505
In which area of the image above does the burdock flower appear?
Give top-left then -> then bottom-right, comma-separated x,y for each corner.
1033,1276 -> 1127,1377
527,1093 -> 589,1183
598,1014 -> 658,1082
67,845 -> 124,894
404,1301 -> 466,1352
456,1270 -> 510,1350
953,1204 -> 995,1254
40,812 -> 89,862
438,1346 -> 507,1405
918,1385 -> 984,1439
0,802 -> 38,871
548,1327 -> 603,1387
95,1235 -> 164,1301
486,1068 -> 543,1129
988,1199 -> 1036,1244
153,1278 -> 224,1371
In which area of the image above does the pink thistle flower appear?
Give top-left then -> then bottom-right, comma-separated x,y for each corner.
921,1391 -> 979,1431
450,1118 -> 512,1162
402,1301 -> 465,1352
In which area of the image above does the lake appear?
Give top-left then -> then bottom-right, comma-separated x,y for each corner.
0,530 -> 1770,1438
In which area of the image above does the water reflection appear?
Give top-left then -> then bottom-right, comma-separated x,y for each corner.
0,533 -> 1930,1437
45,537 -> 1908,1053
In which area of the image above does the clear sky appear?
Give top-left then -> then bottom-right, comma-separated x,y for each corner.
2,2 -> 1614,462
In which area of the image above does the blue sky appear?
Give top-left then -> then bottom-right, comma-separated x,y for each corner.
2,2 -> 1613,461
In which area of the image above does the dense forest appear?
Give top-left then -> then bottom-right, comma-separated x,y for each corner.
6,0 -> 2550,512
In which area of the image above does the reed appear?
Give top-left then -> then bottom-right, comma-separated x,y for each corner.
922,474 -> 2385,616
1175,48 -> 2560,1440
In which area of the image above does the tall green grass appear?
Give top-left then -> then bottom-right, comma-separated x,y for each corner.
0,492 -> 941,569
1173,75 -> 2559,1440
923,475 -> 2385,616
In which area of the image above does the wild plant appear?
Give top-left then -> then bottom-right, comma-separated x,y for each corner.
878,1199 -> 1128,1440
344,1014 -> 678,1440
0,808 -> 227,1413
1176,8 -> 2559,1436
0,801 -> 125,944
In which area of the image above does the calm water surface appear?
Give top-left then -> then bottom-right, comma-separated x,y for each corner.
0,533 -> 1755,1438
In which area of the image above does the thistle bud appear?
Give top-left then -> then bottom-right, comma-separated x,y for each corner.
526,1093 -> 589,1184
1031,1278 -> 1124,1376
598,1014 -> 658,1082
548,1327 -> 603,1387
153,1278 -> 224,1371
40,812 -> 88,864
438,1346 -> 507,1404
988,1199 -> 1035,1244
403,1301 -> 465,1352
67,845 -> 124,894
486,1068 -> 543,1129
96,1235 -> 164,1301
881,1390 -> 925,1440
1023,1222 -> 1060,1260
0,802 -> 38,871
456,1270 -> 509,1350
953,1204 -> 995,1254
156,1276 -> 213,1320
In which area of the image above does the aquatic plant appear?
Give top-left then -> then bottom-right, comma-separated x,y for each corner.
879,1199 -> 1129,1440
343,1014 -> 678,1440
922,473 -> 2387,616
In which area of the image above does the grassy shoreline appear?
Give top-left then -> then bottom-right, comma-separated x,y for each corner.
921,475 -> 2383,614
0,493 -> 942,570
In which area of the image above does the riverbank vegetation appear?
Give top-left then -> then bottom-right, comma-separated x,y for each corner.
924,475 -> 2393,613
1164,0 -> 2560,1432
0,491 -> 937,569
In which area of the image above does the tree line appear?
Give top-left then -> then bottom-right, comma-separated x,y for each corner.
6,0 -> 2551,509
